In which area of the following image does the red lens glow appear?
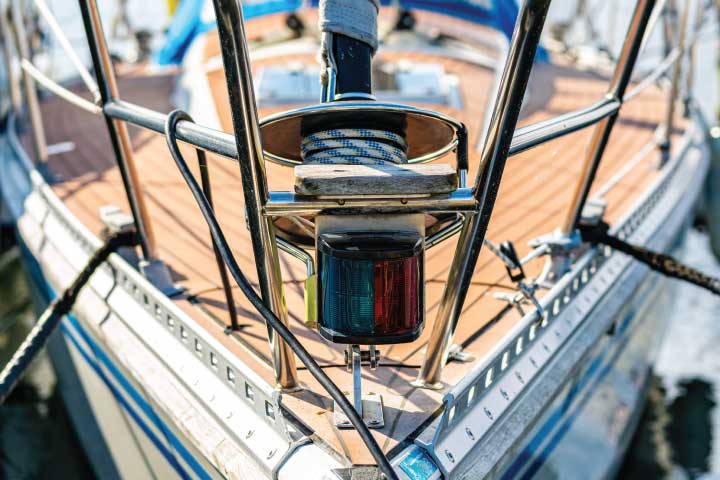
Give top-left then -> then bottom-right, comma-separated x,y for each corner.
316,231 -> 425,344
373,256 -> 421,336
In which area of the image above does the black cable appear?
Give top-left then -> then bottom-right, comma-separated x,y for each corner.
164,110 -> 397,480
175,110 -> 239,332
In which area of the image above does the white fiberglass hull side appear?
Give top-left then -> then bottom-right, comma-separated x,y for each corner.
492,276 -> 673,480
0,118 -> 341,480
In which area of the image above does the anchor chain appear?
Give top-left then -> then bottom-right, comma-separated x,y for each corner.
578,220 -> 720,296
0,230 -> 138,404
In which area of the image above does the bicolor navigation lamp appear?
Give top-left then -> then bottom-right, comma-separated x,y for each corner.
313,215 -> 428,429
317,231 -> 424,345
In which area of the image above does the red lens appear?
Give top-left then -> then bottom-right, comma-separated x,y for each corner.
373,256 -> 422,335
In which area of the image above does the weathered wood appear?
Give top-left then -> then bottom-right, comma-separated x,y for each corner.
294,164 -> 459,196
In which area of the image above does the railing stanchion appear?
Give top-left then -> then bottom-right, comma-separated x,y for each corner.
10,0 -> 47,165
562,0 -> 657,235
658,0 -> 689,163
194,135 -> 239,332
1,6 -> 22,117
77,0 -> 164,277
209,0 -> 298,390
661,0 -> 675,58
416,0 -> 552,388
683,0 -> 702,117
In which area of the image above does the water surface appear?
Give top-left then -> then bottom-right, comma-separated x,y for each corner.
621,229 -> 720,479
0,228 -> 93,479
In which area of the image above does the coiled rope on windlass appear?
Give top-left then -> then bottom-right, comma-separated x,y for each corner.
301,128 -> 408,165
312,0 -> 407,167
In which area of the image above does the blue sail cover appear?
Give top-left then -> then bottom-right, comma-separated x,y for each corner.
155,0 -> 208,65
156,0 -> 534,65
382,0 -> 519,40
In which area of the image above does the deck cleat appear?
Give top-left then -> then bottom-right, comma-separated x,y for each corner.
529,198 -> 607,285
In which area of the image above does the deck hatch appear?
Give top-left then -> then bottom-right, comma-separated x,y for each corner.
256,62 -> 460,108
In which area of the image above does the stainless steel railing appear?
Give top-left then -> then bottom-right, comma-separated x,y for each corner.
20,59 -> 101,113
416,0 -> 553,388
9,0 -> 47,164
208,0 -> 298,390
0,0 -> 701,391
0,4 -> 22,116
658,0 -> 690,164
77,0 -> 159,263
32,0 -> 99,102
562,0 -> 659,235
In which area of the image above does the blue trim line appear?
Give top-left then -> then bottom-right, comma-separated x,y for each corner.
519,323 -> 637,480
501,309 -> 639,479
60,323 -> 192,480
64,315 -> 211,480
17,238 -> 212,480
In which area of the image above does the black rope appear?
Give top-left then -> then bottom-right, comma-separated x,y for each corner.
578,220 -> 720,296
0,230 -> 138,404
164,110 -> 397,480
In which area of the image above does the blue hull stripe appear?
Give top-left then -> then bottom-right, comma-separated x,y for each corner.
502,308 -> 639,479
60,322 -> 192,480
17,238 -> 211,480
519,329 -> 635,480
64,315 -> 211,480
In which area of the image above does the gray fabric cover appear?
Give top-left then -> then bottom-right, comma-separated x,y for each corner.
318,0 -> 380,51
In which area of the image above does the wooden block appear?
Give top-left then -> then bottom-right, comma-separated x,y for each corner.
294,164 -> 458,196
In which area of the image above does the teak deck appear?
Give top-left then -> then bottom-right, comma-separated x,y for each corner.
38,11 -> 684,465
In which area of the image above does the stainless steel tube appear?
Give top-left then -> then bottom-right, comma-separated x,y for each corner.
105,100 -> 239,161
658,0 -> 689,162
624,46 -> 679,102
20,58 -> 101,114
210,0 -> 298,389
416,0 -> 552,388
77,0 -> 158,261
562,0 -> 657,235
509,97 -> 621,156
1,5 -> 22,116
683,0 -> 703,116
10,0 -> 47,164
31,0 -> 99,101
